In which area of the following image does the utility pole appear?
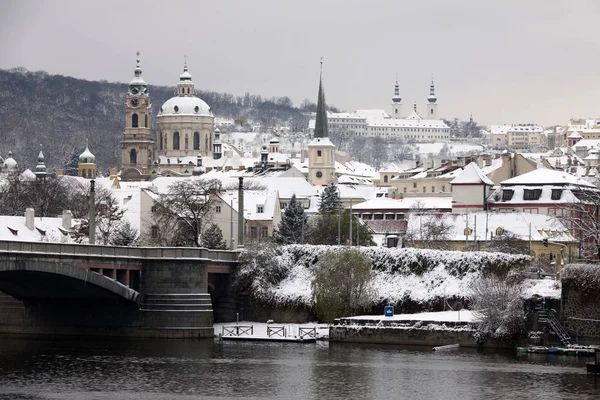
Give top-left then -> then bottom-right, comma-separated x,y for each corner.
89,179 -> 96,245
230,199 -> 233,250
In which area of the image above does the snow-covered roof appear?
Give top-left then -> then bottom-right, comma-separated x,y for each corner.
450,162 -> 494,185
217,190 -> 279,220
407,212 -> 576,243
500,168 -> 596,187
158,96 -> 212,117
0,214 -> 77,243
307,137 -> 336,147
352,196 -> 452,211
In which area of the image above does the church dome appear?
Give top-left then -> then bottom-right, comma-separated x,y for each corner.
79,146 -> 95,164
3,151 -> 17,170
269,137 -> 280,144
158,96 -> 212,116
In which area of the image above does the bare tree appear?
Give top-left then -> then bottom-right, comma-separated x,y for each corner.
72,187 -> 124,244
405,202 -> 453,249
483,230 -> 529,255
151,179 -> 222,247
556,189 -> 600,260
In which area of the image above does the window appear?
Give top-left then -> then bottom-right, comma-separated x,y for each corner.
250,226 -> 258,239
441,185 -> 446,192
384,175 -> 388,183
151,225 -> 158,238
523,189 -> 542,201
316,171 -> 323,178
502,189 -> 514,201
145,114 -> 148,128
551,189 -> 563,200
205,136 -> 209,151
423,187 -> 426,193
317,150 -> 322,157
257,205 -> 264,213
403,187 -> 407,193
385,214 -> 395,220
185,135 -> 189,150
194,132 -> 200,150
130,149 -> 137,165
413,182 -> 417,189
132,113 -> 138,128
216,205 -> 221,213
173,132 -> 180,150
260,226 -> 268,238
151,205 -> 156,213
431,186 -> 435,193
159,133 -> 163,150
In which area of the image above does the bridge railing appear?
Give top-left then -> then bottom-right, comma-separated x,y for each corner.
0,240 -> 239,262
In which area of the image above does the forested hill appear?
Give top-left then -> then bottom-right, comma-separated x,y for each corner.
0,68 -> 317,173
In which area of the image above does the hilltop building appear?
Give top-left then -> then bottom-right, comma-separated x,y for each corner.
322,77 -> 450,141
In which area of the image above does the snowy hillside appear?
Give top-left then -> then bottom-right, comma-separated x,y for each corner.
236,245 -> 531,309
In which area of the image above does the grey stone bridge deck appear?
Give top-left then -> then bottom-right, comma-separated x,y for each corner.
0,240 -> 240,339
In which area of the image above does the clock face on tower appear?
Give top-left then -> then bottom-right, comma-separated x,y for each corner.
130,98 -> 139,107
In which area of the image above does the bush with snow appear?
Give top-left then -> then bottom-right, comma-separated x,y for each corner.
561,263 -> 600,295
235,244 -> 531,311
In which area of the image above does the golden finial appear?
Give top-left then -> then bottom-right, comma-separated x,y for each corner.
184,53 -> 188,69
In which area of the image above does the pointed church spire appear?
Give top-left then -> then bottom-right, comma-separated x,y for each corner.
314,57 -> 329,139
35,144 -> 47,178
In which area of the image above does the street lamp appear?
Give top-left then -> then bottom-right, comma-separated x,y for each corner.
452,200 -> 469,249
335,185 -> 342,245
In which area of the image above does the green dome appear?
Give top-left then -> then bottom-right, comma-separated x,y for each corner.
79,146 -> 95,164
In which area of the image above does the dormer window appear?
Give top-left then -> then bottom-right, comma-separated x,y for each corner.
194,106 -> 199,113
317,150 -> 322,157
174,105 -> 179,113
502,189 -> 514,201
523,189 -> 542,201
551,189 -> 563,200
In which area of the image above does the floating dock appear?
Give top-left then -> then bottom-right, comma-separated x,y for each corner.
517,345 -> 598,356
219,324 -> 318,343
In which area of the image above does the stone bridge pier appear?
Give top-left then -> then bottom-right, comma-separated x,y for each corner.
0,241 -> 238,339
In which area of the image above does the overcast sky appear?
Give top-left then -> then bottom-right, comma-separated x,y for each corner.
1,0 -> 599,125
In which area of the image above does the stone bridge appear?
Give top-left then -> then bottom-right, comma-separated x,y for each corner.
0,240 -> 239,339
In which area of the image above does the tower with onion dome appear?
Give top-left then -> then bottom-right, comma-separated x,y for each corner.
391,74 -> 402,119
120,52 -> 154,181
78,141 -> 96,179
426,76 -> 438,119
35,145 -> 47,181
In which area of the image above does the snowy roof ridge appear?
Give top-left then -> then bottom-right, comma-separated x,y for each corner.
449,162 -> 493,185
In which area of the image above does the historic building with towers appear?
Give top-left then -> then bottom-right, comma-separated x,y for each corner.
325,77 -> 450,141
119,53 -> 216,180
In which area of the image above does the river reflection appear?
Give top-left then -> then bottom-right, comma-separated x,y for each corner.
0,338 -> 598,399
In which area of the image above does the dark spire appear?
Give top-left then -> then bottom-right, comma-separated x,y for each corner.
314,58 -> 329,139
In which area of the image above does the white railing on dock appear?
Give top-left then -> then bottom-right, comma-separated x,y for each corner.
267,326 -> 285,338
222,325 -> 253,337
299,327 -> 317,339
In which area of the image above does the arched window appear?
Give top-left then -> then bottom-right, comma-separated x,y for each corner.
185,134 -> 189,150
132,113 -> 139,128
159,133 -> 163,150
187,88 -> 190,94
164,134 -> 167,150
130,149 -> 137,165
193,132 -> 200,150
173,132 -> 180,150
384,175 -> 388,183
145,114 -> 148,128
205,137 -> 209,151
88,169 -> 92,177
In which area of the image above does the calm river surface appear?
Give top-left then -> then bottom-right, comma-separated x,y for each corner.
0,337 -> 599,400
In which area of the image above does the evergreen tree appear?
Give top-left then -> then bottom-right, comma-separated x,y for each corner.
201,223 -> 228,249
319,184 -> 342,213
308,209 -> 375,246
274,194 -> 308,244
111,220 -> 140,247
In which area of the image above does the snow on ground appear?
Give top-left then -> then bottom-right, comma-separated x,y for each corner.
344,310 -> 477,323
522,278 -> 561,299
214,321 -> 329,339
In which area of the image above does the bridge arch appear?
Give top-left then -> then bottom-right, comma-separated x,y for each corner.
0,260 -> 139,303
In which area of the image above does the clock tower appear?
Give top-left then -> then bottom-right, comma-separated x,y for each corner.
120,52 -> 155,180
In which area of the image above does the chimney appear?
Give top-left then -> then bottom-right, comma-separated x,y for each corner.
237,177 -> 244,248
197,155 -> 203,167
62,210 -> 72,230
25,208 -> 35,230
109,168 -> 118,179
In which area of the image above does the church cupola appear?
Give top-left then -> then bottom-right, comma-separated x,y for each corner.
35,144 -> 47,180
2,151 -> 18,173
427,77 -> 437,103
78,141 -> 96,179
426,76 -> 438,119
391,73 -> 402,119
177,55 -> 194,97
128,52 -> 148,97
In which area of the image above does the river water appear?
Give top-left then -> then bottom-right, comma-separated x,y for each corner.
0,337 -> 598,400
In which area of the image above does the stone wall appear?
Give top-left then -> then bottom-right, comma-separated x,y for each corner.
561,280 -> 600,340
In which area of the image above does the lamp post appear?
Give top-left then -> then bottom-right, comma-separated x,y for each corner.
334,185 -> 342,245
452,200 -> 469,249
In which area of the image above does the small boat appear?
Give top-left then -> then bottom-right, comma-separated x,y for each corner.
517,347 -> 529,353
528,346 -> 548,353
547,347 -> 559,354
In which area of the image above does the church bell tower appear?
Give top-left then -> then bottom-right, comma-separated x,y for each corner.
120,52 -> 154,179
